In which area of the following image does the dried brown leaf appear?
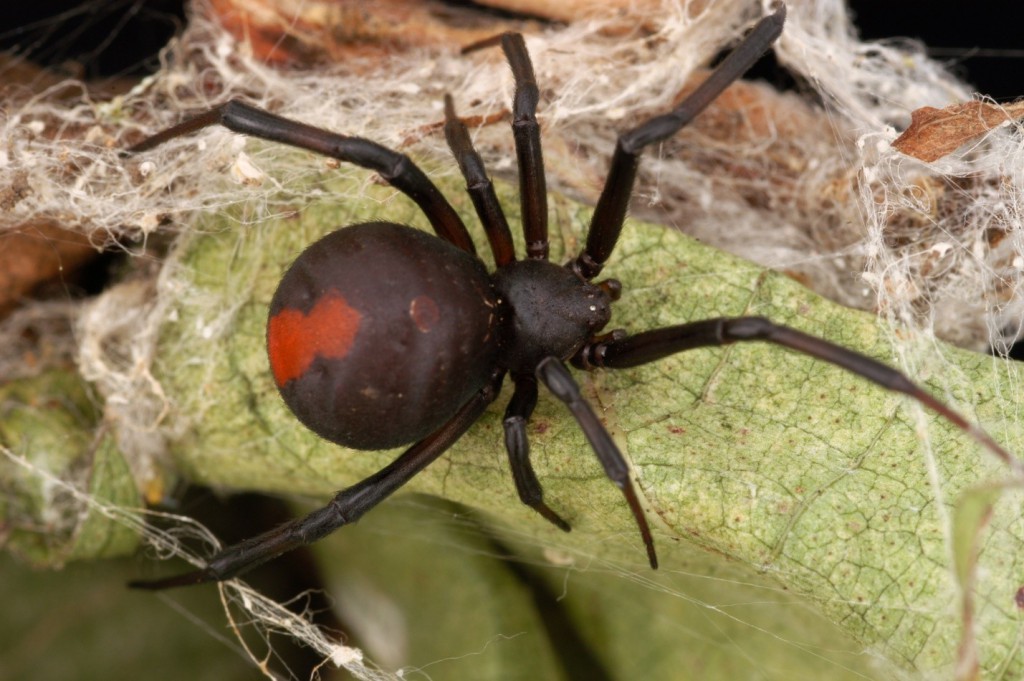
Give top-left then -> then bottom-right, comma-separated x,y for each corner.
206,0 -> 539,65
892,100 -> 1024,162
0,223 -> 99,318
477,0 -> 673,26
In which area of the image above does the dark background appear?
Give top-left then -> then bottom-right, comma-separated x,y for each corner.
850,0 -> 1023,101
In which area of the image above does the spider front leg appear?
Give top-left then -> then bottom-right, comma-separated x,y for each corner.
576,317 -> 1019,469
536,357 -> 658,568
130,370 -> 506,590
575,3 -> 786,279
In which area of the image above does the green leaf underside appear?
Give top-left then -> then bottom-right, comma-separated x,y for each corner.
153,166 -> 1024,676
0,371 -> 140,567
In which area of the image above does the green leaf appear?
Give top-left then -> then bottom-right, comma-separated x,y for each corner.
142,165 -> 1024,677
0,371 -> 140,567
316,494 -> 880,680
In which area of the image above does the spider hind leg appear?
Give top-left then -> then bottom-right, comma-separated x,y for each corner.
130,371 -> 506,590
502,374 -> 572,532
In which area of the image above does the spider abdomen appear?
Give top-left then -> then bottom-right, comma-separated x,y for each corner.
267,222 -> 499,450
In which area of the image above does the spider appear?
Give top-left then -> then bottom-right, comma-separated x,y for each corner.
126,3 -> 1010,589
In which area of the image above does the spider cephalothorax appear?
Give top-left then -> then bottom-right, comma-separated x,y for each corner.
125,3 -> 1013,590
494,259 -> 614,372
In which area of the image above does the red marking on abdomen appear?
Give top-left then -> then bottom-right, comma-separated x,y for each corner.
268,289 -> 362,386
409,294 -> 440,333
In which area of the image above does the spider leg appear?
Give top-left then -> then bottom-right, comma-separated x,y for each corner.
130,369 -> 506,590
499,33 -> 549,261
503,374 -> 572,531
443,95 -> 516,267
536,357 -> 658,568
126,99 -> 476,254
577,316 -> 1019,469
574,3 -> 786,279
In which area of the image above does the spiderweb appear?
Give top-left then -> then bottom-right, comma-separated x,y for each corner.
2,0 -> 1023,678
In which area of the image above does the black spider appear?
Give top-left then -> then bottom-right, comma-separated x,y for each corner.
125,3 -> 1009,589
